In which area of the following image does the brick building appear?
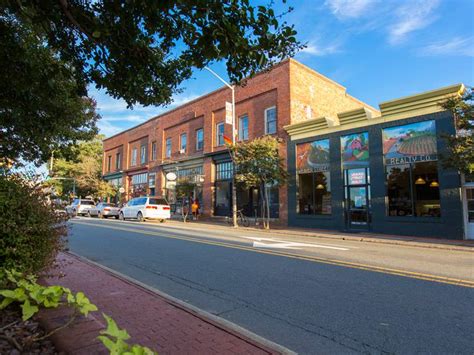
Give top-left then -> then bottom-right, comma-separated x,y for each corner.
102,59 -> 378,224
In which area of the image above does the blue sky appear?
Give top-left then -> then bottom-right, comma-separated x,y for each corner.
93,0 -> 474,138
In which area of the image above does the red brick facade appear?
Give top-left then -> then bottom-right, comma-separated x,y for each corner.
102,59 -> 377,224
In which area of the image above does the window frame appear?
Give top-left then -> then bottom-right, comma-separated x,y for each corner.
165,138 -> 172,158
115,152 -> 121,170
140,145 -> 146,164
216,122 -> 225,146
180,133 -> 187,153
264,106 -> 277,135
131,148 -> 138,166
151,141 -> 157,161
196,128 -> 204,151
238,114 -> 249,141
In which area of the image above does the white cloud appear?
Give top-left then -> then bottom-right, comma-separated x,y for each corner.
325,0 -> 376,19
301,40 -> 342,56
418,36 -> 474,57
388,0 -> 440,44
97,120 -> 124,137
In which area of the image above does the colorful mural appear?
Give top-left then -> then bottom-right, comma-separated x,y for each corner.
382,120 -> 437,165
341,132 -> 369,165
296,139 -> 330,172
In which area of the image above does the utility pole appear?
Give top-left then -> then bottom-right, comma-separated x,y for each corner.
205,66 -> 238,227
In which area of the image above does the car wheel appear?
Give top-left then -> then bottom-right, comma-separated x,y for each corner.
115,215 -> 120,220
137,212 -> 144,222
119,212 -> 124,221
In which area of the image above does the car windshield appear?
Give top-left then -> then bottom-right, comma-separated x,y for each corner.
148,198 -> 168,205
81,200 -> 95,205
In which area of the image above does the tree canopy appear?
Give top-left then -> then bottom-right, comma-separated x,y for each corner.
441,87 -> 474,174
1,1 -> 301,166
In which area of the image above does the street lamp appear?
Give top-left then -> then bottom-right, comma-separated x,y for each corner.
204,66 -> 238,227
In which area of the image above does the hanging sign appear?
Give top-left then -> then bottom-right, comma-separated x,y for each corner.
225,101 -> 233,125
166,172 -> 177,181
382,120 -> 437,165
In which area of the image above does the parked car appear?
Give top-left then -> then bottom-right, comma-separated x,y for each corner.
65,199 -> 95,216
119,197 -> 170,222
87,202 -> 120,219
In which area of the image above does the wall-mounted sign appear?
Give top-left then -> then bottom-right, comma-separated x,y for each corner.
118,187 -> 125,194
341,132 -> 369,166
165,172 -> 177,181
225,101 -> 233,125
296,139 -> 330,173
348,168 -> 366,185
382,120 -> 437,165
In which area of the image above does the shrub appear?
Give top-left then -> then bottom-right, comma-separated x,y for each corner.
0,172 -> 67,277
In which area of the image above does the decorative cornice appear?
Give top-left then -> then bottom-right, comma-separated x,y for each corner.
337,107 -> 374,126
284,117 -> 329,137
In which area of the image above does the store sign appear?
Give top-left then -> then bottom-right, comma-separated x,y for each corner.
165,172 -> 177,181
118,187 -> 125,194
225,101 -> 233,124
348,169 -> 366,185
296,139 -> 330,173
382,120 -> 437,165
341,132 -> 369,166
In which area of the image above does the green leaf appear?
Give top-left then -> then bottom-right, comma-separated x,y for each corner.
100,313 -> 130,341
0,289 -> 17,299
0,297 -> 14,310
21,300 -> 39,320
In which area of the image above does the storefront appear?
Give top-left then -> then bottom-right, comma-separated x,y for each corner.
103,172 -> 124,203
129,172 -> 148,198
462,174 -> 474,240
286,85 -> 466,239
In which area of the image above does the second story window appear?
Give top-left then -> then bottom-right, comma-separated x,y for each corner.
151,141 -> 157,161
265,107 -> 277,135
196,128 -> 204,151
216,122 -> 225,146
140,145 -> 146,164
116,152 -> 121,170
131,148 -> 137,166
180,133 -> 187,153
166,138 -> 171,158
107,155 -> 112,172
239,115 -> 249,141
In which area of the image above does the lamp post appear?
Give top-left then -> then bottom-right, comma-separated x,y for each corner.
204,66 -> 238,228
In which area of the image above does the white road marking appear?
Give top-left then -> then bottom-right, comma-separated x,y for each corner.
252,240 -> 350,251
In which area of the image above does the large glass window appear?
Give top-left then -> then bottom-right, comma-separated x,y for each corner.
215,161 -> 233,180
165,138 -> 171,158
239,115 -> 249,141
265,107 -> 277,134
196,128 -> 204,151
215,181 -> 231,211
386,162 -> 440,217
297,171 -> 331,215
216,122 -> 225,146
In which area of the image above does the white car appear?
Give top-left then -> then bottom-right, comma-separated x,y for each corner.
65,199 -> 95,216
119,196 -> 170,222
87,202 -> 120,219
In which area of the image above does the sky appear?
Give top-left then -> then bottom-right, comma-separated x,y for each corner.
91,0 -> 474,138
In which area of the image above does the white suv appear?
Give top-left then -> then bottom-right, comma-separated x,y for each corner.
119,197 -> 170,222
65,199 -> 95,216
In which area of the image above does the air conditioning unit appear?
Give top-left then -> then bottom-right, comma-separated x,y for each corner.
179,149 -> 185,154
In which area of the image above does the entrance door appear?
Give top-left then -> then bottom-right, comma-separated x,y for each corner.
345,168 -> 371,230
464,187 -> 474,239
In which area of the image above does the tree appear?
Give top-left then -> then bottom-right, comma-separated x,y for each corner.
5,1 -> 302,108
0,12 -> 99,166
441,87 -> 474,174
232,136 -> 288,229
48,135 -> 115,199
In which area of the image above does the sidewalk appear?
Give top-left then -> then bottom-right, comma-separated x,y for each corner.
38,252 -> 291,354
169,215 -> 474,252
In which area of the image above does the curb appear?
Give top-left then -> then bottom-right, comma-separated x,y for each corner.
162,219 -> 474,253
66,251 -> 296,355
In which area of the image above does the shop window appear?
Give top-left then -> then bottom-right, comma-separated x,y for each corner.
180,133 -> 187,153
386,162 -> 440,217
215,161 -> 233,180
215,181 -> 231,211
165,138 -> 171,158
297,171 -> 331,215
140,145 -> 146,164
216,122 -> 225,146
239,115 -> 249,141
196,128 -> 204,151
265,107 -> 277,135
131,148 -> 137,166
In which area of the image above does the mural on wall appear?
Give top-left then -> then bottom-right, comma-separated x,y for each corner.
296,139 -> 330,172
382,120 -> 437,165
341,132 -> 369,166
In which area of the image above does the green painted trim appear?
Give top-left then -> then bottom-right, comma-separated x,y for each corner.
103,171 -> 124,180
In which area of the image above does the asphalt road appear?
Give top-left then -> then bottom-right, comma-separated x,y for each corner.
68,217 -> 474,354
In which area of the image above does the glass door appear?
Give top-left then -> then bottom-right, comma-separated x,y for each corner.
465,187 -> 474,240
345,168 -> 371,230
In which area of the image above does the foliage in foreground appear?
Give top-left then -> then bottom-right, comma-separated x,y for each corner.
231,136 -> 288,229
0,270 -> 156,354
441,87 -> 474,174
0,173 -> 67,276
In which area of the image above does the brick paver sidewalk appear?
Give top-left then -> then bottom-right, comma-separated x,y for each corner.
39,252 -> 285,354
